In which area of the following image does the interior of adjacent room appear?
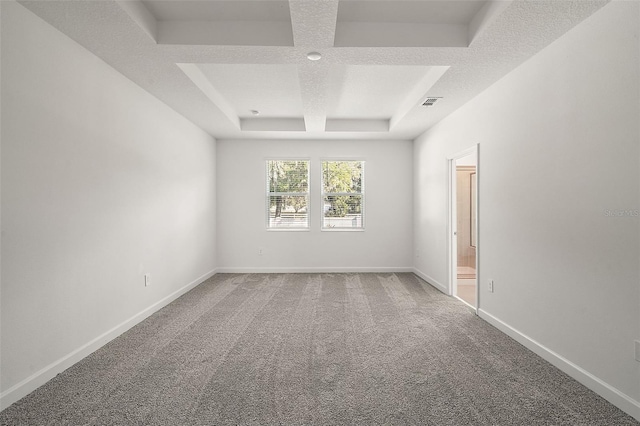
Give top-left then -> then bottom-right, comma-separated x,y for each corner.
455,155 -> 477,308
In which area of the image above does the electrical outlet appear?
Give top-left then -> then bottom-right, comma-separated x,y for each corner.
635,340 -> 640,362
144,273 -> 151,287
258,247 -> 264,256
488,279 -> 494,293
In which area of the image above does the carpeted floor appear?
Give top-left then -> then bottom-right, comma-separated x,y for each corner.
1,273 -> 637,425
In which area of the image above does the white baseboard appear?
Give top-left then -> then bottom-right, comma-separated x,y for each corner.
412,268 -> 449,294
478,309 -> 640,422
215,267 -> 414,274
0,268 -> 218,411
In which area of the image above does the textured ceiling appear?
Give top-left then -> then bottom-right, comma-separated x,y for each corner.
17,0 -> 610,141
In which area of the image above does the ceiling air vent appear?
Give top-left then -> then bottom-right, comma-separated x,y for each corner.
422,97 -> 442,107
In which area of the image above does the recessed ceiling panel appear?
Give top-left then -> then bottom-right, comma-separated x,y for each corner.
337,0 -> 486,24
326,65 -> 431,119
197,64 -> 304,118
335,0 -> 487,47
141,1 -> 294,45
142,1 -> 292,22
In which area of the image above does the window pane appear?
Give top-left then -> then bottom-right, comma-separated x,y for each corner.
323,195 -> 362,229
322,160 -> 363,230
268,195 -> 309,228
322,161 -> 362,193
268,160 -> 308,193
267,160 -> 309,230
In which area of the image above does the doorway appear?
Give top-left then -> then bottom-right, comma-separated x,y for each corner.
449,147 -> 478,310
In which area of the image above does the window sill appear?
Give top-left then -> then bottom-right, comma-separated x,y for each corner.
266,228 -> 311,232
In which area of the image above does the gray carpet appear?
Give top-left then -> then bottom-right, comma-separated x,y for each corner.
1,273 -> 637,425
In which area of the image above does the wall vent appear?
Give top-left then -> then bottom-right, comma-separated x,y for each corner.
422,97 -> 442,107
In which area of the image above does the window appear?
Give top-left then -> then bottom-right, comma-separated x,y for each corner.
266,160 -> 309,229
322,160 -> 364,230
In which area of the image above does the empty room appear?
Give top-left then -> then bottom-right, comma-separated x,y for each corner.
1,0 -> 639,424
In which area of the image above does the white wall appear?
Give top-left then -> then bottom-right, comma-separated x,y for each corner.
414,0 -> 640,419
0,2 -> 217,408
217,139 -> 413,272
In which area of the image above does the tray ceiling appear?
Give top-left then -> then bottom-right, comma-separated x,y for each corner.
17,0 -> 610,140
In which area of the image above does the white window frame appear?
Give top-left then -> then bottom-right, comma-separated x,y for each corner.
266,159 -> 310,231
321,159 -> 365,231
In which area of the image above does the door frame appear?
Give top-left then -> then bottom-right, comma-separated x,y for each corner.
447,144 -> 479,312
